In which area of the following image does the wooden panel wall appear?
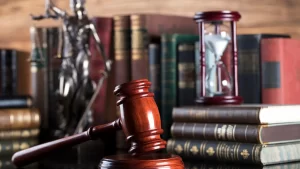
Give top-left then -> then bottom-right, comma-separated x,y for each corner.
0,0 -> 300,52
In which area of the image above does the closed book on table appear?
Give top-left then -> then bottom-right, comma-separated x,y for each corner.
184,161 -> 300,169
167,139 -> 300,165
171,122 -> 300,144
172,105 -> 300,124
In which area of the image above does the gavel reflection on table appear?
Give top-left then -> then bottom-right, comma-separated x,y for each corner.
12,79 -> 184,169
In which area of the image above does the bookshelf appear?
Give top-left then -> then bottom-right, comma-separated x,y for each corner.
0,0 -> 300,52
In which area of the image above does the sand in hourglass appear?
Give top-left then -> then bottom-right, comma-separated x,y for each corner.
204,34 -> 232,96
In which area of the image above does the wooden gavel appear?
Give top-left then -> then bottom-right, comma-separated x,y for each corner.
12,79 -> 184,169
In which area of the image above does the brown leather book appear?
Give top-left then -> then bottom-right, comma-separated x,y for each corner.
130,14 -> 198,80
261,38 -> 300,104
113,15 -> 131,152
171,122 -> 300,144
167,139 -> 300,165
114,15 -> 131,84
172,105 -> 300,124
0,108 -> 40,130
0,129 -> 39,139
17,51 -> 31,96
89,17 -> 114,125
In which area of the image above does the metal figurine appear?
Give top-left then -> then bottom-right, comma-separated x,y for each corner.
31,0 -> 112,136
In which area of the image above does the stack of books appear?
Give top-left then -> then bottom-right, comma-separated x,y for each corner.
0,49 -> 40,168
166,104 -> 300,167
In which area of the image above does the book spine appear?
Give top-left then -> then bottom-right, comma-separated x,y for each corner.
149,44 -> 161,111
177,43 -> 196,106
114,15 -> 131,84
114,15 -> 131,152
172,107 -> 261,124
237,35 -> 262,103
0,95 -> 32,108
0,50 -> 7,96
11,50 -> 18,95
0,50 -> 18,96
16,51 -> 31,96
184,161 -> 264,169
166,139 -> 262,164
130,15 -> 149,80
0,108 -> 40,130
89,17 -> 113,125
171,122 -> 260,143
161,34 -> 175,140
261,39 -> 283,104
89,17 -> 116,156
0,129 -> 39,139
0,139 -> 38,155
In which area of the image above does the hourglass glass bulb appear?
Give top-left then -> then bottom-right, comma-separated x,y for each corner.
204,34 -> 232,96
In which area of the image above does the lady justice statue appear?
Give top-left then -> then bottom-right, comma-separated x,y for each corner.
31,0 -> 112,137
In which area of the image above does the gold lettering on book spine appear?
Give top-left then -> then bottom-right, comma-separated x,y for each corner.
233,124 -> 237,141
0,108 -> 40,130
236,143 -> 241,161
181,123 -> 186,137
183,141 -> 190,156
178,44 -> 195,51
244,125 -> 249,141
192,109 -> 207,122
254,145 -> 262,163
216,142 -> 221,160
203,123 -> 207,139
214,124 -> 219,140
233,143 -> 238,161
199,141 -> 205,157
192,123 -> 196,138
175,144 -> 183,154
13,142 -> 20,151
201,141 -> 207,157
20,142 -> 30,150
206,147 -> 215,156
226,125 -> 234,141
190,145 -> 199,155
217,125 -> 227,140
241,149 -> 250,159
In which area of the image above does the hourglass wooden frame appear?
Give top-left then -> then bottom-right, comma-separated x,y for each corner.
194,11 -> 243,105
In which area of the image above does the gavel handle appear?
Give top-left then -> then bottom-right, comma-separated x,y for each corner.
12,119 -> 122,167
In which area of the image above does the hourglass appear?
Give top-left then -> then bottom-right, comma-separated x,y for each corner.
194,11 -> 243,105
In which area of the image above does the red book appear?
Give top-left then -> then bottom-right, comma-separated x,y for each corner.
89,17 -> 113,124
261,38 -> 300,104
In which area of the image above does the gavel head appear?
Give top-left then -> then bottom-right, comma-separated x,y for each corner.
114,79 -> 166,155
